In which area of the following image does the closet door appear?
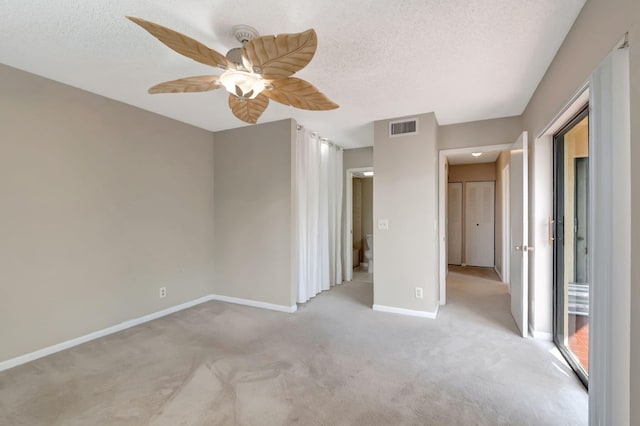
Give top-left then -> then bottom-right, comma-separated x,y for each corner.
465,181 -> 495,267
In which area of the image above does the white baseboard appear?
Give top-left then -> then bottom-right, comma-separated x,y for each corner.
0,293 -> 296,373
0,295 -> 216,373
494,266 -> 504,282
528,323 -> 553,341
372,303 -> 439,319
210,295 -> 297,313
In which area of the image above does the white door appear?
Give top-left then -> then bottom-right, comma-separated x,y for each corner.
465,181 -> 495,267
509,132 -> 529,338
447,182 -> 463,265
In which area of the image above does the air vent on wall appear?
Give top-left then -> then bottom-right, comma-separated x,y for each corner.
389,118 -> 418,137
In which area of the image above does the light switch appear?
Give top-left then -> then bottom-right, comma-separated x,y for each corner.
378,219 -> 389,230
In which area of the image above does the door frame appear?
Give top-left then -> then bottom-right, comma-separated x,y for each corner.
509,131 -> 529,338
447,181 -> 463,265
502,163 -> 510,293
552,105 -> 590,387
438,143 -> 513,305
344,167 -> 373,282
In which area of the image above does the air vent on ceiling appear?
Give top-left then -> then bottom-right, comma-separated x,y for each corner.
389,118 -> 418,137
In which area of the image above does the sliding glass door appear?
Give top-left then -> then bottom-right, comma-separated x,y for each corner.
553,107 -> 589,387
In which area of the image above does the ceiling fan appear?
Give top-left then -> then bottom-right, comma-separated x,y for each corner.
126,17 -> 339,124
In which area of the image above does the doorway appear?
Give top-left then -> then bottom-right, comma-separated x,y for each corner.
345,167 -> 373,283
439,143 -> 513,303
439,133 -> 528,338
553,106 -> 589,386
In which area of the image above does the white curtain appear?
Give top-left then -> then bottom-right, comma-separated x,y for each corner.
295,127 -> 343,303
588,42 -> 631,426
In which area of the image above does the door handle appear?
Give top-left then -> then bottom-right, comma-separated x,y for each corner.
515,245 -> 522,251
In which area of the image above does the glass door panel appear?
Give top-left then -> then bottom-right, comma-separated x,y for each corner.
553,108 -> 589,387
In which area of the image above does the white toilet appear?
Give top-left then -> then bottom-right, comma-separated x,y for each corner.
364,234 -> 373,273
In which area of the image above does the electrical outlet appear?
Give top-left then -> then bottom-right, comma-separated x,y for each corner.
415,287 -> 423,299
378,219 -> 389,230
159,287 -> 167,298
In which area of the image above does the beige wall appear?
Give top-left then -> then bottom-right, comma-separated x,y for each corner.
0,64 -> 215,362
373,113 -> 439,312
213,119 -> 295,308
448,163 -> 496,182
522,0 -> 630,136
448,163 -> 497,266
439,116 -> 522,150
344,147 -> 373,170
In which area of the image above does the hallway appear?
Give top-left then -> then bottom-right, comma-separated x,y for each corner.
445,265 -> 515,334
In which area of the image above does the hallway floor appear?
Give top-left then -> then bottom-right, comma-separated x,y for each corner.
0,271 -> 586,425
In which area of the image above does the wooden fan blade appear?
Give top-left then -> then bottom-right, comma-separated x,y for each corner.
228,94 -> 269,124
242,29 -> 317,80
264,77 -> 338,111
148,75 -> 222,94
127,16 -> 232,70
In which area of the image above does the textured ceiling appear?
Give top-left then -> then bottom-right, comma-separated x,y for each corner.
0,0 -> 585,148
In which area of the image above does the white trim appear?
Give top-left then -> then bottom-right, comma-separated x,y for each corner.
0,294 -> 297,373
520,132 -> 530,339
528,323 -> 553,341
438,143 -> 514,305
501,163 -> 510,294
210,295 -> 297,313
345,167 -> 373,282
372,303 -> 439,319
537,84 -> 589,138
0,295 -> 215,372
494,266 -> 503,282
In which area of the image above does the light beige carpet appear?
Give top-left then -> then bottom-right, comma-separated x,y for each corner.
0,269 -> 587,425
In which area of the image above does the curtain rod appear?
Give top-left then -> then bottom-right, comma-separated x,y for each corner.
296,123 -> 342,150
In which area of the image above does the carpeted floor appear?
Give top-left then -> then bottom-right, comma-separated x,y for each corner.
0,268 -> 587,425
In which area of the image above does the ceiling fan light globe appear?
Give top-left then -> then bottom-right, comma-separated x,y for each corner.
220,70 -> 265,99
241,54 -> 253,73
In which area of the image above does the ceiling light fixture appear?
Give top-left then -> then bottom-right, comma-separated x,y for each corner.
363,171 -> 374,176
219,70 -> 267,100
471,152 -> 483,157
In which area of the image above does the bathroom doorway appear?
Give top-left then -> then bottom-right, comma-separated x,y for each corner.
345,167 -> 373,282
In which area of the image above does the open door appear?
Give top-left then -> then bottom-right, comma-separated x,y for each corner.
509,132 -> 529,337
